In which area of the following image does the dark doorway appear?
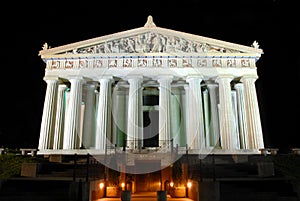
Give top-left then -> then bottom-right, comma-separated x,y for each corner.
143,110 -> 159,147
143,94 -> 159,148
135,160 -> 161,192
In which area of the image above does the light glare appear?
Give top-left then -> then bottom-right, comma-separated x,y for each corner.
170,182 -> 174,187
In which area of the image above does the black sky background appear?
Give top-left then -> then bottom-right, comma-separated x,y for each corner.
0,0 -> 299,153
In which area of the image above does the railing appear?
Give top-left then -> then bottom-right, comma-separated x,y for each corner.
72,153 -> 106,182
105,139 -> 176,154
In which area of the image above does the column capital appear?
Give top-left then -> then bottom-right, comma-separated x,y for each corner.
68,78 -> 86,87
43,76 -> 60,81
97,75 -> 114,81
240,75 -> 258,82
44,79 -> 59,85
186,77 -> 203,86
186,75 -> 203,81
127,77 -> 143,88
66,76 -> 92,84
98,77 -> 114,86
215,74 -> 234,83
43,76 -> 62,85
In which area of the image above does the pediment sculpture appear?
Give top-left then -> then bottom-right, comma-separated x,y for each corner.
65,32 -> 242,55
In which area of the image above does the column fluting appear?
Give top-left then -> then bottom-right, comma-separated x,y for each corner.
186,76 -> 205,150
95,78 -> 112,151
216,75 -> 237,150
206,83 -> 220,147
38,78 -> 59,150
63,77 -> 84,149
53,84 -> 67,150
126,77 -> 143,149
241,76 -> 264,149
157,76 -> 172,148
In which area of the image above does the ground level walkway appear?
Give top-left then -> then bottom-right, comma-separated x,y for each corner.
96,191 -> 195,201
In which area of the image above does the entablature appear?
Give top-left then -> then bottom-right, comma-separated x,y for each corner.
44,55 -> 257,70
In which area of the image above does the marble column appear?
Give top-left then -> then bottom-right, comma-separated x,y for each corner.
206,83 -> 220,147
184,85 -> 190,147
157,76 -> 172,148
53,84 -> 67,150
216,75 -> 237,150
170,88 -> 181,147
240,75 -> 264,149
202,89 -> 211,147
234,83 -> 249,149
231,90 -> 241,149
186,76 -> 205,150
179,87 -> 187,147
79,102 -> 85,148
63,77 -> 84,150
95,78 -> 112,151
126,77 -> 143,149
113,87 -> 127,147
138,82 -> 144,149
82,84 -> 96,149
38,77 -> 59,150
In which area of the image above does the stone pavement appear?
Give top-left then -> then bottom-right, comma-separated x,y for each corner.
96,191 -> 194,201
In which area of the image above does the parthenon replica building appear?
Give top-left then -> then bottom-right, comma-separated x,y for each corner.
37,16 -> 264,158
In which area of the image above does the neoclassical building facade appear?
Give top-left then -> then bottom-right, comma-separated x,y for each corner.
37,16 -> 264,157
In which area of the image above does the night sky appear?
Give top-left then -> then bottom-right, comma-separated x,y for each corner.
0,0 -> 298,153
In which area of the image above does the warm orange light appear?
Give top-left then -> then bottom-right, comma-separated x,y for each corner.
99,182 -> 104,189
187,181 -> 192,188
121,182 -> 125,188
170,182 -> 174,187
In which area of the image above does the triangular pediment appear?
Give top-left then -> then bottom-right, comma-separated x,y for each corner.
39,16 -> 263,58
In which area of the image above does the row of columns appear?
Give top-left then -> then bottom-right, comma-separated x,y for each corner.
38,74 -> 264,152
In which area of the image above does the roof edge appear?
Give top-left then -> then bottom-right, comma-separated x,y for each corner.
39,15 -> 263,57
